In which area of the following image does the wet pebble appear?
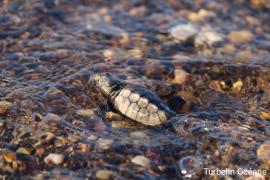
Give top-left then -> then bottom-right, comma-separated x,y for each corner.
197,9 -> 217,20
88,135 -> 98,141
0,100 -> 12,114
111,120 -> 138,129
172,69 -> 190,84
257,142 -> 270,160
187,9 -> 217,22
97,138 -> 113,150
131,155 -> 150,167
228,30 -> 254,44
130,131 -> 147,139
0,120 -> 5,128
3,152 -> 16,163
34,132 -> 55,147
105,111 -> 122,121
79,143 -> 90,153
103,48 -> 129,61
232,80 -> 243,92
259,111 -> 270,120
16,147 -> 31,155
169,24 -> 198,42
44,153 -> 64,165
76,109 -> 94,117
96,170 -> 117,180
194,30 -> 223,47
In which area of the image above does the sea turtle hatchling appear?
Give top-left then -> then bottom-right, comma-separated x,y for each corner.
89,73 -> 176,126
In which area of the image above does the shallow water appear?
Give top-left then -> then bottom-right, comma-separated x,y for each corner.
0,0 -> 270,179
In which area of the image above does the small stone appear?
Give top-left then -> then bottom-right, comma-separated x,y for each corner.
131,155 -> 150,167
79,143 -> 90,152
197,9 -> 216,20
45,87 -> 63,96
257,142 -> 270,160
129,6 -> 147,17
250,0 -> 268,7
67,134 -> 78,143
111,120 -> 137,129
128,48 -> 144,58
232,80 -> 243,92
54,137 -> 66,147
245,16 -> 260,26
88,135 -> 98,141
173,69 -> 190,84
187,9 -> 216,22
16,147 -> 31,155
44,153 -> 64,165
130,131 -> 147,139
0,100 -> 12,114
103,48 -> 129,61
228,30 -> 254,44
194,26 -> 224,47
103,49 -> 115,60
170,24 -> 198,42
3,152 -> 16,162
0,121 -> 5,128
105,111 -> 122,121
259,111 -> 270,120
97,138 -> 113,149
43,113 -> 61,122
11,161 -> 18,170
34,132 -> 55,147
195,30 -> 223,47
76,109 -> 94,117
56,49 -> 69,58
96,170 -> 116,180
187,12 -> 201,22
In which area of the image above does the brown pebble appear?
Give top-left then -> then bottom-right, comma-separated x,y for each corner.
131,155 -> 150,167
76,109 -> 94,117
4,152 -> 16,162
259,111 -> 270,120
0,100 -> 12,114
44,153 -> 64,165
16,147 -> 31,155
257,142 -> 270,160
232,80 -> 243,92
96,170 -> 116,180
80,143 -> 90,152
173,69 -> 190,85
105,111 -> 122,121
228,30 -> 254,44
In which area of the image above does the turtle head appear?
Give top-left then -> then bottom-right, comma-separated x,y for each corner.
89,73 -> 124,97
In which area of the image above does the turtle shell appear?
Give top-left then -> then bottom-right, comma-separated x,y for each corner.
112,85 -> 175,126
